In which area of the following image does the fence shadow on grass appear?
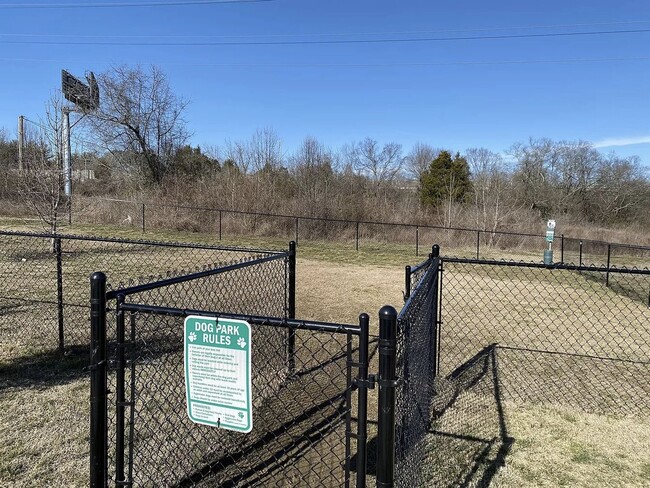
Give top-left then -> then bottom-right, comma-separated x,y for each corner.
175,392 -> 348,487
108,332 -> 370,488
426,344 -> 514,488
497,345 -> 650,417
178,340 -> 382,487
0,345 -> 88,389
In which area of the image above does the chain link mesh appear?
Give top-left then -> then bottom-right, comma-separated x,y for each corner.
0,231 -> 286,487
395,255 -> 649,486
104,255 -> 362,487
428,258 -> 650,485
395,257 -> 439,488
440,260 -> 650,415
0,230 -> 281,365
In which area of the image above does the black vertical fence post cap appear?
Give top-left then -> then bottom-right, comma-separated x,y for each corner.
359,312 -> 370,321
90,271 -> 107,282
379,305 -> 397,318
432,244 -> 440,257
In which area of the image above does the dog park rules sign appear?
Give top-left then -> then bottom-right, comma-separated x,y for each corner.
184,316 -> 253,433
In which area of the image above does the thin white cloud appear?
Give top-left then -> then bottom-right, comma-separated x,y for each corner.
593,135 -> 650,148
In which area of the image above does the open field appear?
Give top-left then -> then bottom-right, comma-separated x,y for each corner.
0,220 -> 649,487
2,216 -> 649,269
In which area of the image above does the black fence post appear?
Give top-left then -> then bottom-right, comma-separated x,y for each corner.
432,244 -> 440,258
579,241 -> 583,266
55,237 -> 65,353
141,203 -> 145,233
404,265 -> 411,302
606,244 -> 611,287
431,245 -> 440,379
560,234 -> 565,264
356,222 -> 360,251
295,217 -> 299,245
90,272 -> 107,488
287,241 -> 296,374
356,313 -> 370,488
115,295 -> 126,484
415,226 -> 419,257
377,305 -> 397,488
476,230 -> 480,260
219,210 -> 223,240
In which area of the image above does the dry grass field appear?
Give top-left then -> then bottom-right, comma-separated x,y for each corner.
0,219 -> 649,487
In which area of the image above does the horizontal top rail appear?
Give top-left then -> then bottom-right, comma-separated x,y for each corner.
106,198 -> 544,235
93,197 -> 650,249
105,253 -> 286,300
444,257 -> 650,275
0,229 -> 286,255
399,257 -> 440,320
118,302 -> 361,335
408,257 -> 433,276
610,242 -> 650,251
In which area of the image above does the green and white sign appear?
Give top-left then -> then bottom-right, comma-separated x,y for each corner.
546,219 -> 556,243
184,315 -> 252,433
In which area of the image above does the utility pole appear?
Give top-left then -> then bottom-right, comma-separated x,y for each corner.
17,115 -> 24,171
62,108 -> 72,197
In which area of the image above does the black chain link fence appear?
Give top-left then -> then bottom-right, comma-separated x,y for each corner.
440,259 -> 650,416
70,196 -> 650,267
431,257 -> 649,486
0,229 -> 281,368
394,250 -> 650,487
5,228 -> 648,486
94,250 -> 371,487
395,252 -> 440,488
0,231 -> 287,486
111,312 -> 359,487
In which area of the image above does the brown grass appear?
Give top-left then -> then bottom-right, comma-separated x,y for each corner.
1,224 -> 649,487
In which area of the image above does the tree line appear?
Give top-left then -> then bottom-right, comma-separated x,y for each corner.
0,65 -> 648,238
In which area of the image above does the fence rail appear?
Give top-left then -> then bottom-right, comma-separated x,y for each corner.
4,229 -> 650,486
68,196 -> 650,267
0,229 -> 284,364
90,247 -> 379,488
396,248 -> 650,487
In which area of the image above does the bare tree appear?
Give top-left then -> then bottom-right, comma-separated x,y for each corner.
510,138 -> 627,221
16,94 -> 67,237
248,127 -> 284,173
289,136 -> 335,215
353,138 -> 403,181
465,148 -> 519,243
509,138 -> 558,216
89,65 -> 189,183
592,154 -> 646,223
224,139 -> 250,174
404,143 -> 441,181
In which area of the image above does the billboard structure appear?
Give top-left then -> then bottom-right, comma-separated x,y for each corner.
60,69 -> 100,197
62,70 -> 99,112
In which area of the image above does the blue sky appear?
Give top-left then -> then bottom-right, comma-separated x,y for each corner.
1,0 -> 649,167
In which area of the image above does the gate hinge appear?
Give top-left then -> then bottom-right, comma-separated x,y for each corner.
352,373 -> 376,389
377,377 -> 401,388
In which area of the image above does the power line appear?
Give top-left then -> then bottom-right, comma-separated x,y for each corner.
3,55 -> 650,68
2,20 -> 650,39
0,0 -> 273,8
23,117 -> 48,130
1,28 -> 649,46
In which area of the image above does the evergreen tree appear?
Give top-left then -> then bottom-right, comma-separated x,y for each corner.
419,150 -> 472,206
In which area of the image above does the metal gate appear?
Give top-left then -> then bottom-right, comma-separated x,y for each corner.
89,243 -> 376,487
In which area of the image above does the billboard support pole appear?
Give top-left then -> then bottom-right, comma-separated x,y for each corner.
62,108 -> 72,201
